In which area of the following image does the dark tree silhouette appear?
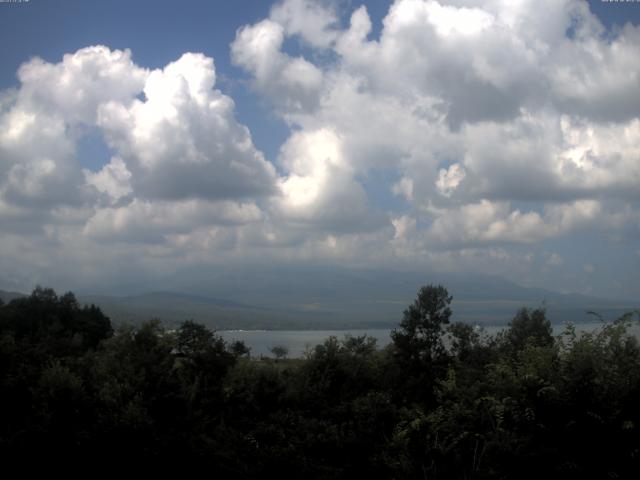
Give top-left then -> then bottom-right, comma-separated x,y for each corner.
1,285 -> 639,478
391,284 -> 452,363
506,306 -> 553,350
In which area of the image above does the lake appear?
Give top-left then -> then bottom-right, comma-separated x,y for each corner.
219,322 -> 638,358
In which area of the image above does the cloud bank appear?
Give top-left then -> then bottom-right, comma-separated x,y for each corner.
1,0 -> 639,298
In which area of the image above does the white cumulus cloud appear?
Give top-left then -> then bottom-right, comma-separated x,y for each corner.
1,1 -> 640,299
98,52 -> 277,202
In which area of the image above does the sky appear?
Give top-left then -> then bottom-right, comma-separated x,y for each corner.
0,0 -> 639,299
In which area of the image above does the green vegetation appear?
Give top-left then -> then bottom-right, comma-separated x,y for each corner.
1,285 -> 639,478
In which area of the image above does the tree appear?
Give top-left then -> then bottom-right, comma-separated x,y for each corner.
229,340 -> 251,357
174,320 -> 236,420
389,285 -> 453,405
391,284 -> 453,363
270,345 -> 289,361
176,320 -> 219,358
447,322 -> 480,361
505,307 -> 553,351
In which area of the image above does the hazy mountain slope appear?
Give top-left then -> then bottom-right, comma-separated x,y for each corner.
0,290 -> 26,303
4,266 -> 635,329
70,266 -> 637,329
77,291 -> 381,330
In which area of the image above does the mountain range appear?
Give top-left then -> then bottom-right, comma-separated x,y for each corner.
2,266 -> 637,330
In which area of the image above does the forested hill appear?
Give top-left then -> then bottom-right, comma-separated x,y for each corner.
1,285 -> 639,478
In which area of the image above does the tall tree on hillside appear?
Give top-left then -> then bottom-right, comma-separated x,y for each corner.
392,285 -> 453,364
390,285 -> 453,404
505,307 -> 553,351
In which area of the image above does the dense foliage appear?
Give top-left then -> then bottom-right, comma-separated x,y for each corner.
1,286 -> 639,478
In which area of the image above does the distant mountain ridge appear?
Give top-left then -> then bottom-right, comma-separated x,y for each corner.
83,291 -> 259,311
2,268 -> 636,330
0,290 -> 25,304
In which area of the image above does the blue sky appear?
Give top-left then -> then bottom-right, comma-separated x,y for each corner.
0,0 -> 284,160
0,0 -> 639,299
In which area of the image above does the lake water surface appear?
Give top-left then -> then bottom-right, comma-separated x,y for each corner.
220,322 -> 638,358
